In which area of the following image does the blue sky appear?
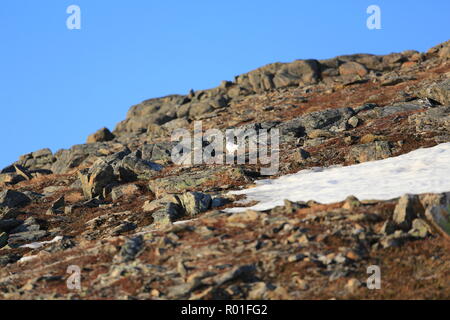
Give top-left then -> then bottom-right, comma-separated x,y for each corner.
0,0 -> 449,169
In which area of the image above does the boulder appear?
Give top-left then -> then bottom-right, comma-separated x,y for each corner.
393,194 -> 424,231
87,127 -> 115,143
111,184 -> 140,201
0,190 -> 31,208
418,79 -> 450,105
338,61 -> 368,77
114,151 -> 163,181
178,192 -> 212,217
408,106 -> 450,132
14,148 -> 55,171
421,192 -> 450,238
78,159 -> 116,199
347,141 -> 392,163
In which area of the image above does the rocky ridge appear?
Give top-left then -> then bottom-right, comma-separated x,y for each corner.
0,40 -> 449,299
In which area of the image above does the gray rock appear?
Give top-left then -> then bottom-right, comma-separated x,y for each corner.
379,230 -> 415,249
422,192 -> 450,237
141,142 -> 176,163
408,106 -> 450,132
51,142 -> 125,174
0,253 -> 21,266
0,219 -> 22,233
111,184 -> 140,201
8,230 -> 49,248
347,141 -> 392,163
46,196 -> 65,215
178,192 -> 212,217
152,202 -> 185,225
393,194 -> 424,231
362,102 -> 424,120
14,148 -> 55,171
294,148 -> 311,163
419,79 -> 450,105
214,264 -> 257,286
78,159 -> 116,199
10,217 -> 41,234
0,190 -> 31,208
115,151 -> 163,181
211,197 -> 231,208
116,235 -> 144,262
280,107 -> 354,137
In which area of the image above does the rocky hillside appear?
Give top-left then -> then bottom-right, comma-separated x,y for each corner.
0,40 -> 449,299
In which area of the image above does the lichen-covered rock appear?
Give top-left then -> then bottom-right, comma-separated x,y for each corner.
347,141 -> 392,163
78,159 -> 116,199
178,192 -> 212,217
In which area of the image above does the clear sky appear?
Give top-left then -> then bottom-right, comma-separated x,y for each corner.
0,0 -> 449,169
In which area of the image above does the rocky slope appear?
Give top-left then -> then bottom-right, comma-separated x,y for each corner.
0,40 -> 449,299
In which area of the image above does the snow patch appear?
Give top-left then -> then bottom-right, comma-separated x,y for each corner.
226,143 -> 450,212
20,236 -> 63,250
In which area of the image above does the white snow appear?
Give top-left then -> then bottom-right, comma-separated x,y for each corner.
226,143 -> 450,212
20,236 -> 63,249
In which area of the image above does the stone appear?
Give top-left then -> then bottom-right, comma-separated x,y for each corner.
0,219 -> 22,233
342,196 -> 361,210
87,127 -> 115,143
393,194 -> 424,231
142,194 -> 180,212
408,106 -> 450,132
78,159 -> 116,200
51,142 -> 125,174
14,165 -> 32,181
214,264 -> 257,286
178,192 -> 212,217
345,278 -> 362,293
115,151 -> 163,181
409,219 -> 431,238
418,79 -> 450,105
10,217 -> 41,234
151,202 -> 185,225
8,230 -> 49,248
360,134 -> 386,144
111,184 -> 140,201
293,148 -> 311,163
0,190 -> 31,208
307,129 -> 332,139
347,141 -> 392,163
14,148 -> 55,171
0,232 -> 9,248
110,222 -> 137,236
149,167 -> 248,197
116,236 -> 144,262
422,193 -> 450,238
380,220 -> 397,235
0,173 -> 25,185
46,196 -> 65,215
347,116 -> 359,128
339,61 -> 368,77
379,230 -> 414,249
211,197 -> 230,208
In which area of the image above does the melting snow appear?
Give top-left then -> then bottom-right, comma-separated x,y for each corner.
226,143 -> 450,212
20,236 -> 63,250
